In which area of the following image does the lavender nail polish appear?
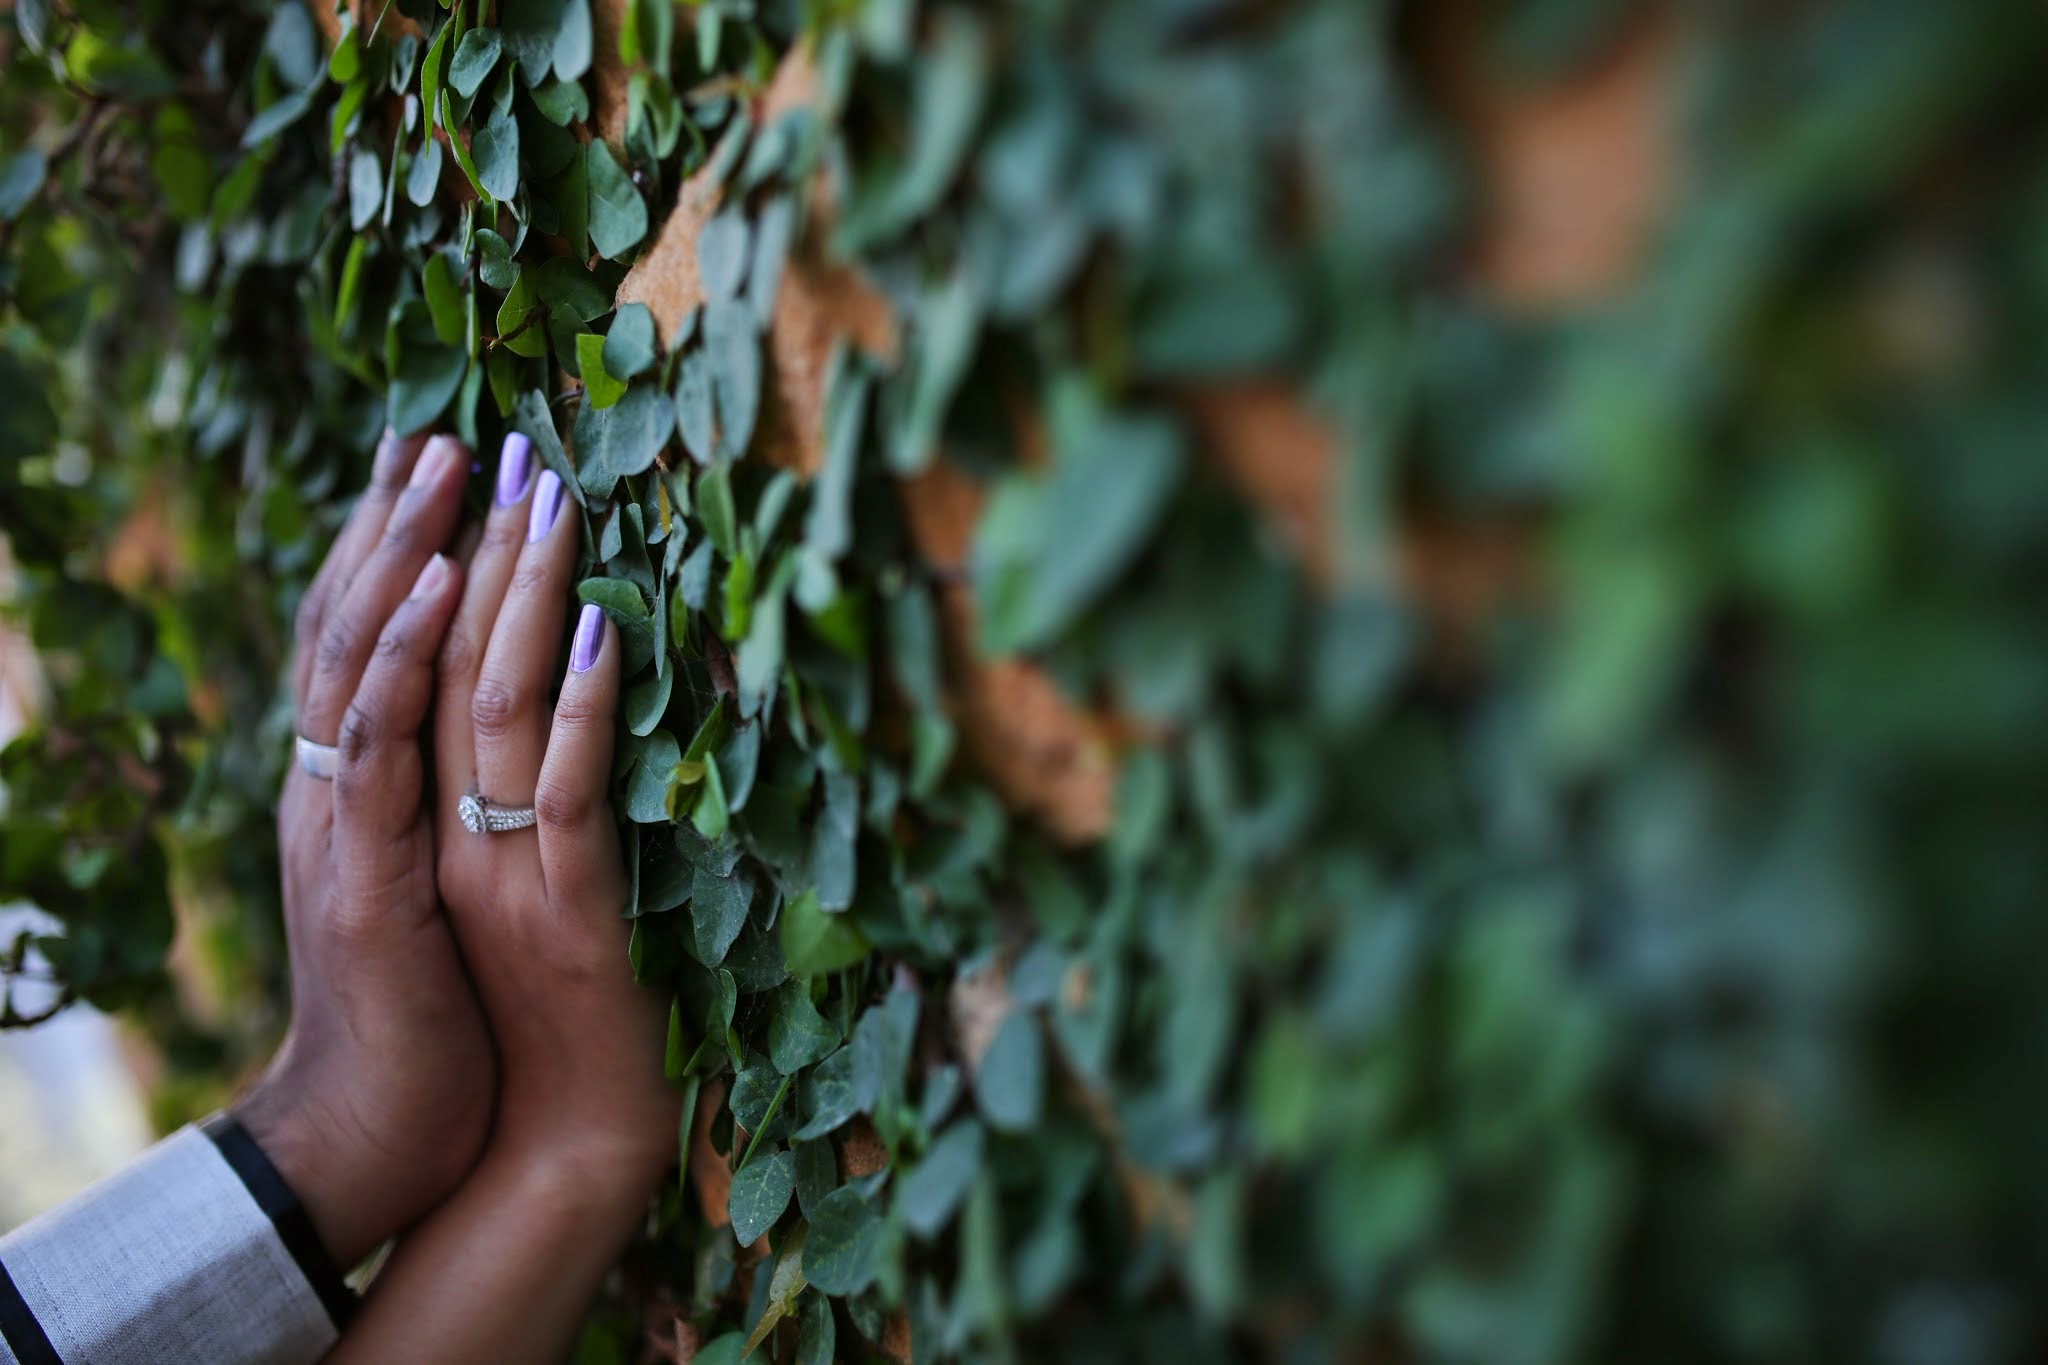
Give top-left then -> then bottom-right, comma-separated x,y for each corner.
571,602 -> 604,673
495,431 -> 534,507
527,468 -> 564,543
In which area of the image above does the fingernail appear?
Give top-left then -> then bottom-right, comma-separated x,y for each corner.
571,602 -> 604,673
411,435 -> 460,490
527,468 -> 564,543
495,431 -> 533,507
409,552 -> 451,602
373,426 -> 402,480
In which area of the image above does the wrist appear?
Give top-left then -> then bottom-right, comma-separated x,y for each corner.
490,1111 -> 675,1214
233,1063 -> 384,1269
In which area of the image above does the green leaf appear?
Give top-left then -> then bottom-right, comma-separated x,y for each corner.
625,728 -> 680,823
975,1011 -> 1043,1134
0,149 -> 48,222
149,106 -> 210,222
674,349 -> 714,465
572,383 -> 671,499
241,84 -> 317,148
779,889 -> 871,979
603,301 -> 658,379
802,1187 -> 882,1296
387,305 -> 469,436
697,460 -> 737,559
417,17 -> 449,130
512,389 -> 585,506
697,208 -> 751,302
475,228 -> 518,288
728,1149 -> 796,1246
495,272 -> 547,357
348,146 -> 383,231
690,862 -> 754,967
473,109 -> 521,202
748,194 -> 796,331
901,1120 -> 983,1239
447,28 -> 502,98
625,667 -> 672,737
405,137 -> 444,207
423,252 -> 465,347
796,1290 -> 835,1365
768,980 -> 839,1075
577,332 -> 627,409
586,141 -> 647,259
704,299 -> 759,459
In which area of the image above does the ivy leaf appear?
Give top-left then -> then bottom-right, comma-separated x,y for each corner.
748,193 -> 796,331
697,460 -> 737,559
794,1043 -> 868,1141
387,304 -> 468,436
793,1140 -> 836,1219
796,1290 -> 835,1365
573,383 -> 670,499
675,349 -> 715,465
241,84 -> 317,148
728,1148 -> 796,1247
0,149 -> 48,222
475,228 -> 518,289
901,1120 -> 984,1239
473,109 -> 521,202
348,146 -> 382,230
577,332 -> 627,409
586,141 -> 647,260
512,389 -> 584,506
768,980 -> 839,1075
802,1187 -> 883,1296
626,728 -> 680,823
447,28 -> 502,99
730,1055 -> 793,1143
421,251 -> 465,347
690,861 -> 754,967
780,888 -> 870,979
704,299 -> 760,459
625,667 -> 673,737
604,301 -> 658,379
975,1011 -> 1044,1134
405,137 -> 443,207
697,208 -> 751,302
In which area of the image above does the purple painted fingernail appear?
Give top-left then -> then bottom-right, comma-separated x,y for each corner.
495,431 -> 533,507
571,602 -> 604,673
527,468 -> 564,543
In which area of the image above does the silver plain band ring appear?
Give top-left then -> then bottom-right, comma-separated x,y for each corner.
296,735 -> 340,780
457,791 -> 538,835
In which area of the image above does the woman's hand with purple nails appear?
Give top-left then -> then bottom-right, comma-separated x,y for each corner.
236,431 -> 496,1267
431,434 -> 675,1189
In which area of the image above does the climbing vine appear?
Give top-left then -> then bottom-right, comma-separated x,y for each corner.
6,0 -> 2048,1360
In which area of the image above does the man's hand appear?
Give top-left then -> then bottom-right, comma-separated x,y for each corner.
237,430 -> 496,1267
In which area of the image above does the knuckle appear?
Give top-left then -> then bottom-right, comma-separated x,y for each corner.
336,699 -> 383,769
551,690 -> 603,734
314,614 -> 364,678
470,676 -> 529,742
478,516 -> 525,560
508,553 -> 556,598
535,777 -> 594,831
438,622 -> 483,682
373,614 -> 418,663
293,586 -> 328,653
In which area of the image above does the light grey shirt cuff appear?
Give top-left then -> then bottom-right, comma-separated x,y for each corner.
0,1123 -> 339,1365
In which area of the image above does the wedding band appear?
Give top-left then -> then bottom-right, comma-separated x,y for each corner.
458,791 -> 538,835
295,735 -> 340,780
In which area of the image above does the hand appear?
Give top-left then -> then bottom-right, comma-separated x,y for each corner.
430,433 -> 675,1195
237,431 -> 495,1266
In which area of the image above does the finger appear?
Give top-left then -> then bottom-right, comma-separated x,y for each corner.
300,434 -> 469,746
292,430 -> 429,709
334,553 -> 465,863
436,432 -> 539,811
537,605 -> 627,909
470,466 -> 575,803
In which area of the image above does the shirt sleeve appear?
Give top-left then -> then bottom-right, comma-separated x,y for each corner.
0,1113 -> 352,1365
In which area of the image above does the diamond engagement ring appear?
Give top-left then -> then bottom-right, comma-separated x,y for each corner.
295,736 -> 340,780
457,791 -> 538,835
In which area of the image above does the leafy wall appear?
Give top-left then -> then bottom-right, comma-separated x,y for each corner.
6,0 -> 2048,1361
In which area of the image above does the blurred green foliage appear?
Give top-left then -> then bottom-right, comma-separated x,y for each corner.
6,0 -> 2048,1361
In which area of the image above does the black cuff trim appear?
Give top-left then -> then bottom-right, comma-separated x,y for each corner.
0,1257 -> 60,1365
200,1111 -> 358,1332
